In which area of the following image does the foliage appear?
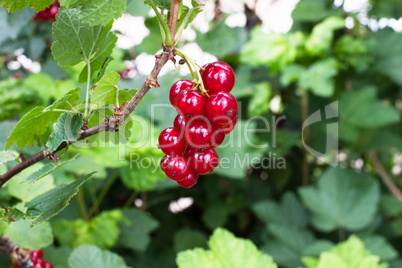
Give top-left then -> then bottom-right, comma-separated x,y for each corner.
0,0 -> 401,267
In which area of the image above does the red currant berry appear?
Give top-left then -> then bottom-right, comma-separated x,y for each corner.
205,92 -> 238,126
42,261 -> 54,268
173,114 -> 187,133
164,155 -> 191,181
177,172 -> 199,188
32,258 -> 44,267
160,155 -> 171,173
30,250 -> 43,261
158,127 -> 186,155
185,117 -> 213,148
210,127 -> 225,148
49,2 -> 60,20
223,117 -> 237,134
13,264 -> 21,268
176,90 -> 206,118
201,61 -> 235,94
190,147 -> 219,174
169,80 -> 194,106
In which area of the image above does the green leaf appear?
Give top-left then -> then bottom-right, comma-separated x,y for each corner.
298,58 -> 339,97
305,16 -> 345,56
68,244 -> 130,268
291,0 -> 327,22
380,195 -> 402,216
91,71 -> 131,107
51,8 -> 117,79
52,210 -> 123,249
240,27 -> 305,72
302,236 -> 385,268
6,163 -> 55,202
196,22 -> 247,58
299,167 -> 380,232
59,0 -> 82,8
360,235 -> 398,261
252,192 -> 309,228
127,0 -> 150,17
25,172 -> 94,225
24,155 -> 80,184
202,203 -> 230,230
339,87 -> 400,129
46,113 -> 84,152
5,87 -> 81,150
78,0 -> 126,26
4,220 -> 53,250
174,228 -> 208,252
143,0 -> 170,10
177,228 -> 277,268
118,208 -> 159,251
43,246 -> 72,268
248,82 -> 272,116
1,0 -> 53,12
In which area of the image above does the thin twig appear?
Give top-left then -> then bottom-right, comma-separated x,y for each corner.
369,151 -> 402,201
0,235 -> 32,268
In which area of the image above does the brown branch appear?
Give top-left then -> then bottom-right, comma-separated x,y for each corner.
369,151 -> 402,201
0,235 -> 32,268
168,0 -> 180,39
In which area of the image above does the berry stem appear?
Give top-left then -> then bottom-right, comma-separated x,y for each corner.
147,0 -> 174,46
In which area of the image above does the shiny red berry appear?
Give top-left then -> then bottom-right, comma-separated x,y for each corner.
32,258 -> 44,267
205,92 -> 238,126
49,2 -> 60,20
210,127 -> 225,148
190,147 -> 219,174
173,114 -> 187,133
158,127 -> 186,155
169,80 -> 194,106
201,61 -> 235,94
176,90 -> 206,118
223,117 -> 237,134
177,172 -> 199,188
30,250 -> 43,261
42,261 -> 54,268
164,155 -> 191,181
160,155 -> 171,172
185,117 -> 213,149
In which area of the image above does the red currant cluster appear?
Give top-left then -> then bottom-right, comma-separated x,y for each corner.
33,1 -> 60,21
13,250 -> 53,268
159,61 -> 237,188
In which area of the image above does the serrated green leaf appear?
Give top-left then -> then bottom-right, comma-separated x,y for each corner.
4,220 -> 53,250
5,87 -> 81,150
302,236 -> 385,268
25,172 -> 94,225
177,228 -> 277,268
59,0 -> 82,8
24,155 -> 79,184
91,71 -> 131,107
68,244 -> 130,268
1,0 -> 53,12
118,208 -> 159,251
305,16 -> 344,56
299,167 -> 380,232
176,1 -> 203,30
78,0 -> 126,26
46,113 -> 84,152
143,0 -> 170,9
0,207 -> 28,222
6,163 -> 55,202
51,8 -> 117,80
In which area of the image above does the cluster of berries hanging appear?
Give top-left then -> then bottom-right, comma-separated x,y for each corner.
33,1 -> 60,21
159,61 -> 237,188
12,250 -> 53,268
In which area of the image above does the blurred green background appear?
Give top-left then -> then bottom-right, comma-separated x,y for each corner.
0,0 -> 401,267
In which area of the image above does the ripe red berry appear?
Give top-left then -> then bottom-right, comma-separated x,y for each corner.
173,114 -> 187,133
185,117 -> 213,148
190,147 -> 219,174
32,258 -> 44,267
176,90 -> 206,118
177,172 -> 199,188
30,250 -> 43,261
42,261 -> 54,268
160,155 -> 170,172
169,80 -> 194,106
158,127 -> 186,155
210,127 -> 225,148
164,155 -> 191,181
48,2 -> 60,20
205,92 -> 238,126
223,117 -> 237,134
201,61 -> 235,94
